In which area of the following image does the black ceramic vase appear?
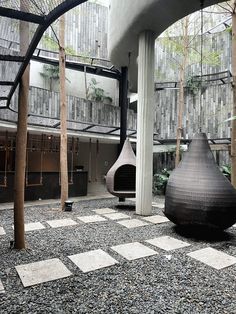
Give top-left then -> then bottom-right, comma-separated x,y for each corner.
164,133 -> 236,230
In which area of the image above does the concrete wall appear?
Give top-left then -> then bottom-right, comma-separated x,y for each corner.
30,61 -> 119,105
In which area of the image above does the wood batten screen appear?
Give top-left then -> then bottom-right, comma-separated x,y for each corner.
106,138 -> 136,198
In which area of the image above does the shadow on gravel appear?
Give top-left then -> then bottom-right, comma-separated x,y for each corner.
115,204 -> 136,211
173,225 -> 236,243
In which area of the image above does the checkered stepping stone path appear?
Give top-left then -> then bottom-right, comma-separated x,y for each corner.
111,242 -> 158,261
187,247 -> 236,270
77,215 -> 107,223
0,280 -> 5,293
93,208 -> 117,215
102,213 -> 130,220
0,227 -> 6,236
146,236 -> 190,251
15,258 -> 72,287
46,219 -> 77,228
116,219 -> 149,229
68,249 -> 118,272
142,215 -> 169,224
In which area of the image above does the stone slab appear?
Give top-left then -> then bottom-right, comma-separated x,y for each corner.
24,222 -> 45,232
187,247 -> 236,270
146,236 -> 190,251
116,219 -> 149,229
111,242 -> 158,261
46,219 -> 77,228
141,215 -> 169,224
93,208 -> 117,214
0,280 -> 5,293
15,258 -> 72,287
68,249 -> 118,272
77,215 -> 107,223
0,227 -> 6,236
152,203 -> 165,209
102,213 -> 130,220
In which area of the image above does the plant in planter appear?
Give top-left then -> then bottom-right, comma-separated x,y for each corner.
153,168 -> 172,195
88,78 -> 112,103
220,164 -> 231,181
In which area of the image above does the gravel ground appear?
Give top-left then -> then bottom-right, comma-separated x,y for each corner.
0,196 -> 236,314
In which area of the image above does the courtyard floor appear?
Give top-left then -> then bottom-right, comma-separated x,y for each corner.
0,196 -> 236,313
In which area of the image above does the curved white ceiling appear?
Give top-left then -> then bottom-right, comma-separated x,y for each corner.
108,0 -> 225,91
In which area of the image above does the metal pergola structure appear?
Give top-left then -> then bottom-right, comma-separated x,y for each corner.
0,0 -> 100,109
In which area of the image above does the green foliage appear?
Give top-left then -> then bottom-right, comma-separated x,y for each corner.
186,76 -> 207,95
42,34 -> 59,51
65,46 -> 77,56
88,78 -> 112,103
40,64 -> 60,80
153,168 -> 172,195
220,164 -> 231,181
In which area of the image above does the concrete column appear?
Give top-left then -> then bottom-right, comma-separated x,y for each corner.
136,30 -> 155,216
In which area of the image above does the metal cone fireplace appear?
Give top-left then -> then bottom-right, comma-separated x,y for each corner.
106,138 -> 136,198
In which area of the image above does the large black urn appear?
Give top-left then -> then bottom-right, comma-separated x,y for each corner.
164,133 -> 236,230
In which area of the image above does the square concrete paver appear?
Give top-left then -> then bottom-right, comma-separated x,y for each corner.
15,258 -> 72,287
111,242 -> 158,261
93,208 -> 117,215
142,215 -> 169,224
0,280 -> 5,293
146,236 -> 190,251
25,222 -> 45,232
152,203 -> 165,209
187,247 -> 236,270
77,215 -> 107,223
0,227 -> 6,236
68,249 -> 118,272
46,219 -> 77,228
116,219 -> 149,229
103,213 -> 130,220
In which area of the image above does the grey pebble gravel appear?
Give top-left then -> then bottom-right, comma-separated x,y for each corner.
0,196 -> 236,313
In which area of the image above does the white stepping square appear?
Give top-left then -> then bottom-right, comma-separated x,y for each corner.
152,203 -> 165,209
46,218 -> 77,228
146,236 -> 190,251
15,258 -> 72,287
142,215 -> 169,224
187,247 -> 236,270
0,227 -> 6,236
233,224 -> 236,228
116,219 -> 149,228
0,280 -> 5,293
25,222 -> 45,232
77,215 -> 107,223
68,249 -> 118,272
111,242 -> 158,261
93,208 -> 117,215
103,213 -> 130,220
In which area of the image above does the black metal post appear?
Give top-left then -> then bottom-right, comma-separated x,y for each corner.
119,66 -> 128,202
119,66 -> 128,149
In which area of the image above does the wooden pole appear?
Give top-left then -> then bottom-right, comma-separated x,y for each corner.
13,1 -> 30,249
175,17 -> 189,167
59,14 -> 68,210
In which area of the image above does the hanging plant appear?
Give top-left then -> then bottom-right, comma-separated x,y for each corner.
186,76 -> 207,95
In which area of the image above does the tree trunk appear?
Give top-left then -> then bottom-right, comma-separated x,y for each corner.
59,15 -> 68,210
13,1 -> 30,249
175,17 -> 189,167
